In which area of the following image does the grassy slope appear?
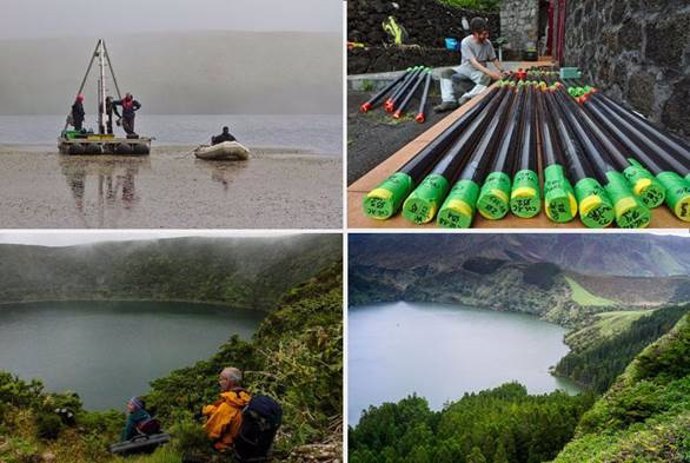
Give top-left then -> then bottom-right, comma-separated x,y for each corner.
565,310 -> 651,351
564,276 -> 615,307
553,314 -> 690,462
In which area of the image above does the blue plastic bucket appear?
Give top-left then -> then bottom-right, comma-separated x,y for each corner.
445,38 -> 458,51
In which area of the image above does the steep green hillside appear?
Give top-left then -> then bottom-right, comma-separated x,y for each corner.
555,305 -> 690,393
350,259 -> 629,325
0,262 -> 343,463
0,235 -> 340,310
554,313 -> 690,462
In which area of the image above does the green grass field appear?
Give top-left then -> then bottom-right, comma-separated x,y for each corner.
565,310 -> 651,351
564,276 -> 616,307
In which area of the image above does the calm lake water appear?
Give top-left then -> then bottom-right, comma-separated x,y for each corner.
0,301 -> 264,409
349,301 -> 581,425
0,114 -> 342,156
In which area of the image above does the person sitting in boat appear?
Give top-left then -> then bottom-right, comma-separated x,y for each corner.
121,396 -> 158,441
202,367 -> 251,452
113,92 -> 141,137
71,94 -> 85,131
211,126 -> 237,145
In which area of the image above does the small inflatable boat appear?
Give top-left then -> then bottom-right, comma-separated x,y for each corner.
194,141 -> 250,161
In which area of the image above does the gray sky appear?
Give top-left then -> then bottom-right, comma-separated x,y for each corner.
1,0 -> 342,39
0,231 -> 304,247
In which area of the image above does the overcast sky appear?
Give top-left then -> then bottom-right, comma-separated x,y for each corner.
0,231 -> 310,247
1,0 -> 342,39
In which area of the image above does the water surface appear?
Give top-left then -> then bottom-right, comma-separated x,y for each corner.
0,114 -> 342,156
349,301 -> 581,425
0,300 -> 264,409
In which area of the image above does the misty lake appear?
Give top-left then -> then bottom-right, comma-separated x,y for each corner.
349,301 -> 581,425
0,300 -> 264,409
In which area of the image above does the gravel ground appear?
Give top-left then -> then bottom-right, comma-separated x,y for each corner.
347,90 -> 448,185
0,146 -> 342,229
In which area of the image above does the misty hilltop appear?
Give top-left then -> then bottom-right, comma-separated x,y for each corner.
0,30 -> 342,115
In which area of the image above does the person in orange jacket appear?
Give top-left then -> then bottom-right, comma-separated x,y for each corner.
202,367 -> 251,452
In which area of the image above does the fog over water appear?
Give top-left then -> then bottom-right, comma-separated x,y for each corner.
0,31 -> 342,115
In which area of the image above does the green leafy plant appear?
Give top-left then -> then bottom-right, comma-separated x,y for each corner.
436,0 -> 502,12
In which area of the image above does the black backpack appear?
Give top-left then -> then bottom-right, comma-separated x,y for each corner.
233,395 -> 282,462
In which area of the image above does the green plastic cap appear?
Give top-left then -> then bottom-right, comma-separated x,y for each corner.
604,171 -> 651,228
477,171 -> 511,220
363,172 -> 414,220
657,171 -> 690,222
510,169 -> 541,218
623,163 -> 666,208
543,164 -> 577,222
401,173 -> 450,224
574,177 -> 614,228
437,180 -> 480,228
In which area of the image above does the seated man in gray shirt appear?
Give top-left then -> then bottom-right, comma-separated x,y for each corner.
434,17 -> 507,113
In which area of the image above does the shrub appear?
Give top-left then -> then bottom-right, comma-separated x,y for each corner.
35,411 -> 63,439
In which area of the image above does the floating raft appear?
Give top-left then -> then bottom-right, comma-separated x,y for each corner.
58,131 -> 151,155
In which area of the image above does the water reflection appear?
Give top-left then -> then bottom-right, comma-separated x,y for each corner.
59,156 -> 150,227
194,159 -> 249,193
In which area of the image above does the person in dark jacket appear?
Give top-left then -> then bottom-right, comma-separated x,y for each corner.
99,96 -> 121,135
211,126 -> 237,145
71,94 -> 85,131
121,396 -> 152,441
100,96 -> 121,135
113,92 -> 141,136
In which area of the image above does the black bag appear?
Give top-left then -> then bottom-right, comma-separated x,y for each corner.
137,417 -> 162,436
233,395 -> 282,462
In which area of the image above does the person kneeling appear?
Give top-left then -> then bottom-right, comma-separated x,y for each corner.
434,17 -> 507,113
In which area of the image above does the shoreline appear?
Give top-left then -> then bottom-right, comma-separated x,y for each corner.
0,143 -> 341,157
0,296 -> 272,313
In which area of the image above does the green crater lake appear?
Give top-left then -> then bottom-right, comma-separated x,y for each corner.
349,301 -> 581,425
0,301 -> 264,409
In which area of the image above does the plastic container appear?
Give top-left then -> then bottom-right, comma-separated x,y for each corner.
560,67 -> 582,79
445,37 -> 458,51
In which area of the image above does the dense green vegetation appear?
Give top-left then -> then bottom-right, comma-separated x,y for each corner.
555,305 -> 690,393
349,382 -> 595,463
554,314 -> 690,462
0,261 -> 342,463
563,276 -> 615,307
0,236 -> 340,310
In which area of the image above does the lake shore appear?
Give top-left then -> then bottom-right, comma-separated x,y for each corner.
0,145 -> 342,228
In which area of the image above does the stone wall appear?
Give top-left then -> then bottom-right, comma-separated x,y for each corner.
565,0 -> 690,138
500,0 -> 539,57
347,0 -> 500,73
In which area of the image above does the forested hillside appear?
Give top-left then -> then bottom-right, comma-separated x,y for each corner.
556,305 -> 690,392
0,235 -> 340,310
349,308 -> 690,463
349,383 -> 596,463
554,313 -> 690,462
0,261 -> 343,463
